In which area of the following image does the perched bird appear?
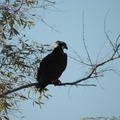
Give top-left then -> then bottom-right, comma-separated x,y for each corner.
36,41 -> 68,92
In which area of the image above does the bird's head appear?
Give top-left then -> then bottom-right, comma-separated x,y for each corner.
53,41 -> 68,50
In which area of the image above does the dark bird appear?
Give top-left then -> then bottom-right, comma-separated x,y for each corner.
36,41 -> 68,92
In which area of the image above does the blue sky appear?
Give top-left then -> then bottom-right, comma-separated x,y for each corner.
12,0 -> 120,120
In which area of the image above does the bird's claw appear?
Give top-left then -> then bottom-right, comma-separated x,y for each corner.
52,79 -> 62,85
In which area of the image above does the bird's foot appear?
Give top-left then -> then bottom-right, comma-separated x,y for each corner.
52,79 -> 62,85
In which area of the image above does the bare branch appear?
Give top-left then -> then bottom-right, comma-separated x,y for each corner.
82,10 -> 92,65
104,8 -> 114,49
96,40 -> 107,64
68,45 -> 91,66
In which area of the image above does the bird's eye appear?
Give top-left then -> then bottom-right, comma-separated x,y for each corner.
62,44 -> 66,49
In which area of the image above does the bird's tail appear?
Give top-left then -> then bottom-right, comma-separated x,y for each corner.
36,82 -> 48,92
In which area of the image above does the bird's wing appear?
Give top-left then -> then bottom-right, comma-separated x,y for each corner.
37,52 -> 58,82
37,52 -> 67,81
40,52 -> 58,67
59,53 -> 67,72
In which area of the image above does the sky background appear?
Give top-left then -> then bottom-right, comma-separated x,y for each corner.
11,0 -> 120,120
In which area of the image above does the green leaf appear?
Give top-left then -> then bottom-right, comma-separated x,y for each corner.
9,19 -> 14,28
12,4 -> 18,7
13,28 -> 20,35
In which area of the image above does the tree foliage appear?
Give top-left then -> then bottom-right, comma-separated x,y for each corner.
0,0 -> 56,119
80,117 -> 120,120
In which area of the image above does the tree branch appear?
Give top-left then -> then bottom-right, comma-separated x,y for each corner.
0,83 -> 37,97
0,82 -> 96,97
82,10 -> 92,65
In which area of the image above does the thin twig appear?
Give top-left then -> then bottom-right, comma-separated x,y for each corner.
68,45 -> 91,66
104,8 -> 114,49
96,40 -> 107,64
82,10 -> 92,65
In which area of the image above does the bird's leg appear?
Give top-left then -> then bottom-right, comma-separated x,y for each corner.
52,79 -> 62,85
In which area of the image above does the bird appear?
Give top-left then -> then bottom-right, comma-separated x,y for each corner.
36,41 -> 68,92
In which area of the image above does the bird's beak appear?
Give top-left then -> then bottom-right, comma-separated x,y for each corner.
65,45 -> 68,50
